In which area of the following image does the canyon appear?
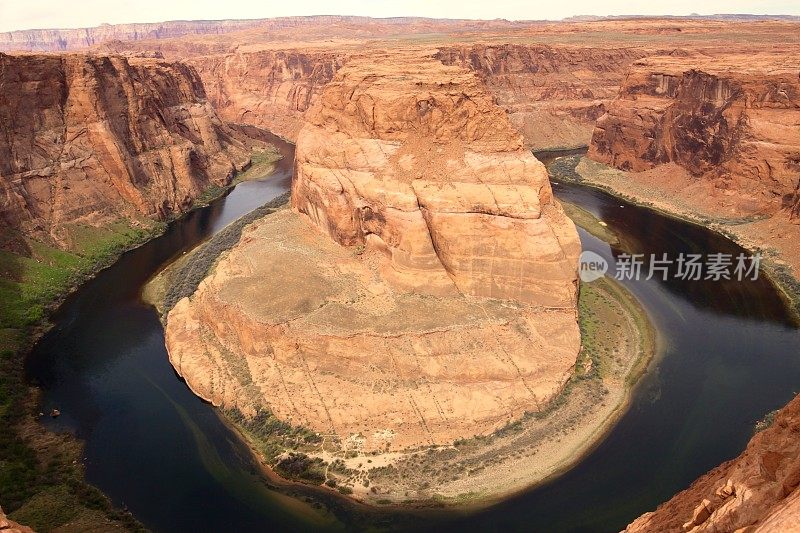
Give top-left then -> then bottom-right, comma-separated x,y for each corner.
0,13 -> 798,531
0,52 -> 267,252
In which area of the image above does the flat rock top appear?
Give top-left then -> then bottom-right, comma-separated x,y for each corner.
307,49 -> 525,154
212,209 -> 521,334
631,53 -> 800,76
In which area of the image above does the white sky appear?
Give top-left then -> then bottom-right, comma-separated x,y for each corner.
1,0 -> 798,33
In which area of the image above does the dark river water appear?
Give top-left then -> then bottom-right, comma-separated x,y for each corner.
26,140 -> 800,532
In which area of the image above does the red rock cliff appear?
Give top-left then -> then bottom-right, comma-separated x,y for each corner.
189,48 -> 345,141
0,52 -> 257,247
589,55 -> 800,220
626,394 -> 800,532
435,44 -> 647,150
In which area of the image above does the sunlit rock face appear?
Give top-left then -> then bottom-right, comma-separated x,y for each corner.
293,50 -> 581,308
0,52 -> 258,247
589,54 -> 800,221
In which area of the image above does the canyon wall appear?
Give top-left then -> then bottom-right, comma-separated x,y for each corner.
0,16 -> 526,53
0,19 -> 266,52
435,44 -> 646,150
589,55 -> 800,220
189,48 -> 345,141
100,40 -> 644,149
626,394 -> 800,532
0,52 -> 258,248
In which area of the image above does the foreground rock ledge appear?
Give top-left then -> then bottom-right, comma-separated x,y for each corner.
165,51 -> 580,457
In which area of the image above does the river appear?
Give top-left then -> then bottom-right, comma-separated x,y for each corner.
25,138 -> 800,532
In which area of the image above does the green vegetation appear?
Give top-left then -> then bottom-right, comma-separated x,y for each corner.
274,453 -> 327,484
0,221 -> 161,531
0,221 -> 163,332
193,148 -> 282,207
0,146 -> 282,530
755,409 -> 780,433
226,408 -> 322,464
149,192 -> 291,317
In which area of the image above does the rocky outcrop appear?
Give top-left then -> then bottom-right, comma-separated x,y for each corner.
626,394 -> 800,532
165,51 -> 581,454
0,52 -> 259,248
98,41 -> 643,149
293,51 -> 581,307
589,55 -> 800,220
435,44 -> 647,150
0,506 -> 33,533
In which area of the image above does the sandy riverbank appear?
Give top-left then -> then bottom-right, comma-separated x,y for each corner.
557,156 -> 800,318
146,200 -> 656,508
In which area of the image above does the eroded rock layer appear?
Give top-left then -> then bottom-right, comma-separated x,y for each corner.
190,48 -> 344,141
434,44 -> 647,150
0,52 -> 257,246
165,51 -> 581,452
626,394 -> 800,532
589,55 -> 800,220
97,40 -> 645,149
0,506 -> 33,533
293,51 -> 581,307
166,210 -> 580,451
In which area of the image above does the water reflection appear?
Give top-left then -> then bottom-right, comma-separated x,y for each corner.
23,145 -> 800,533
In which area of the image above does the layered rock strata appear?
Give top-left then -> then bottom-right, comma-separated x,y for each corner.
626,394 -> 800,532
589,55 -> 800,220
0,52 -> 259,247
189,48 -> 344,141
292,51 -> 581,307
165,51 -> 581,452
434,44 -> 647,150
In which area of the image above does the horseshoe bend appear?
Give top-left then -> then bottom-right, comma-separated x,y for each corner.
160,51 -> 651,502
2,10 -> 800,533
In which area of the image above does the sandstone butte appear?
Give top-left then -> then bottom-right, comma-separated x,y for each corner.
164,50 -> 582,453
0,52 -> 263,250
589,54 -> 800,223
625,394 -> 800,533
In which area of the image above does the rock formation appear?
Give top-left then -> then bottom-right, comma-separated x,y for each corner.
292,51 -> 581,307
165,51 -> 581,453
589,54 -> 800,220
626,394 -> 800,532
189,48 -> 345,141
0,16 -> 526,53
0,52 -> 259,248
434,44 -> 647,150
0,20 -> 268,52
